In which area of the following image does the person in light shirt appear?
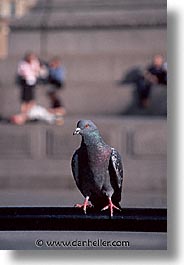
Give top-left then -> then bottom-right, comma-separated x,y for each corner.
17,52 -> 41,113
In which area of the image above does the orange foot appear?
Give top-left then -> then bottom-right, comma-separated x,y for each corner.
101,198 -> 121,217
74,196 -> 92,214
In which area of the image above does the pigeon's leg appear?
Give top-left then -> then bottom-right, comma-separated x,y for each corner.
74,196 -> 92,214
101,197 -> 121,217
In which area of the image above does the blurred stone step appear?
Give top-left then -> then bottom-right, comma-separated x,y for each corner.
10,8 -> 166,30
10,0 -> 166,30
7,28 -> 166,59
34,0 -> 166,11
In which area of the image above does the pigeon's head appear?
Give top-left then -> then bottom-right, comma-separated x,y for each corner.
73,120 -> 98,136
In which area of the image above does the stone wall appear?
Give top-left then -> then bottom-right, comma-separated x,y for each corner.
0,117 -> 167,194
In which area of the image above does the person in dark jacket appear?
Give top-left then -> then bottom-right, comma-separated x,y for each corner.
47,56 -> 66,115
139,54 -> 167,108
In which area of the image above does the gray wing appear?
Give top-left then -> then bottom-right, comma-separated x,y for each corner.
71,149 -> 81,191
109,148 -> 123,204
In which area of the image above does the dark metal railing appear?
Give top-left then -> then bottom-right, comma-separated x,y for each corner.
0,207 -> 167,232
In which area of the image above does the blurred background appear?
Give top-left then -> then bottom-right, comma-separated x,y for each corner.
0,0 -> 167,208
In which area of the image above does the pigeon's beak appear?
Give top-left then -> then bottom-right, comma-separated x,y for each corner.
73,127 -> 81,135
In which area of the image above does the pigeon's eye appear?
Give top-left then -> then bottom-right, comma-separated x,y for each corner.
85,124 -> 90,128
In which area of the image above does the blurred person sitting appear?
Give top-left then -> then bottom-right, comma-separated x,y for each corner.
16,52 -> 41,113
140,54 -> 167,108
145,54 -> 167,86
119,54 -> 167,109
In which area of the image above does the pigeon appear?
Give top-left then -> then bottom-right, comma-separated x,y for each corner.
71,120 -> 123,217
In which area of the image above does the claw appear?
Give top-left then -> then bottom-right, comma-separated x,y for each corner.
74,196 -> 92,214
101,198 -> 121,217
